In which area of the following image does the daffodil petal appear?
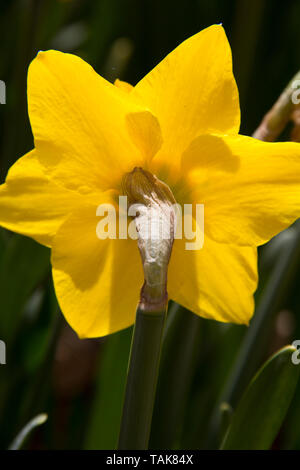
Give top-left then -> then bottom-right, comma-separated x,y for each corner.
132,25 -> 240,162
0,150 -> 83,247
168,236 -> 257,325
184,134 -> 300,246
51,204 -> 143,338
28,50 -> 161,194
114,78 -> 133,93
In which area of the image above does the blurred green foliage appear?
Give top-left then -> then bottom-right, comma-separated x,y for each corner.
1,0 -> 300,450
221,346 -> 300,450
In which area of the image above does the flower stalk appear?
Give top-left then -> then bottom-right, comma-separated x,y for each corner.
118,307 -> 166,449
252,70 -> 300,141
118,168 -> 176,449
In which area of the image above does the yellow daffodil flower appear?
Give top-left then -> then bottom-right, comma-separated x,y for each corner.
1,25 -> 300,338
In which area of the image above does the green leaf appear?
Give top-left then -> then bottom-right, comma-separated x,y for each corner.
221,345 -> 300,450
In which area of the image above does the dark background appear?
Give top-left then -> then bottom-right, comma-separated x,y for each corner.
0,0 -> 300,450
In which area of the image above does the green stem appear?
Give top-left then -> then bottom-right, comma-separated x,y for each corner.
118,306 -> 166,450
